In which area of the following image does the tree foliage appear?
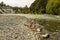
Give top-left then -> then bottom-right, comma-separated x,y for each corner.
30,0 -> 48,14
22,5 -> 30,14
14,5 -> 30,14
30,0 -> 60,15
46,0 -> 60,15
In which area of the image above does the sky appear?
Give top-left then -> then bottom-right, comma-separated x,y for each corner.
0,0 -> 35,7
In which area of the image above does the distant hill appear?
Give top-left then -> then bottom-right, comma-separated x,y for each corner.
0,2 -> 30,14
0,2 -> 15,14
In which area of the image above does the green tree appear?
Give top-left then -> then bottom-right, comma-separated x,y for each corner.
0,2 -> 6,6
46,0 -> 60,15
30,0 -> 48,14
21,5 -> 30,14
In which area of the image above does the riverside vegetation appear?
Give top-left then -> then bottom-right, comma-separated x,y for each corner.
0,0 -> 60,15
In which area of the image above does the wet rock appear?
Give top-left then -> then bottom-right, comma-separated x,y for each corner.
37,28 -> 41,32
41,33 -> 50,38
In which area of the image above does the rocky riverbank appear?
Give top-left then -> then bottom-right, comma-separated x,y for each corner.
0,14 -> 60,40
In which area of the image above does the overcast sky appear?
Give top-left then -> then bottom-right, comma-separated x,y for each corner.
0,0 -> 35,7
